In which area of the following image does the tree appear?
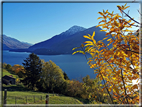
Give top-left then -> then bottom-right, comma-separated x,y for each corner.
10,64 -> 25,78
63,72 -> 70,80
38,60 -> 65,93
66,80 -> 83,97
73,4 -> 140,104
22,53 -> 42,90
4,63 -> 15,74
12,64 -> 24,74
2,63 -> 7,69
5,64 -> 12,71
17,71 -> 24,78
82,75 -> 109,103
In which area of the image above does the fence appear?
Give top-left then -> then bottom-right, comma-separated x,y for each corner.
3,89 -> 52,105
6,95 -> 46,104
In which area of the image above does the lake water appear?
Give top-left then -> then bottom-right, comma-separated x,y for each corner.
2,50 -> 96,80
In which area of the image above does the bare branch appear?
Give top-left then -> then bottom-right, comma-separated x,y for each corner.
137,9 -> 142,16
124,20 -> 140,27
120,8 -> 141,25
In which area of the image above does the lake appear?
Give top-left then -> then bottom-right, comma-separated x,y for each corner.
2,50 -> 96,80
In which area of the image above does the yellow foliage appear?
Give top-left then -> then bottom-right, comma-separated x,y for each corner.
84,41 -> 93,45
91,31 -> 95,40
131,84 -> 138,90
83,35 -> 91,40
113,85 -> 120,94
72,3 -> 140,104
97,17 -> 103,20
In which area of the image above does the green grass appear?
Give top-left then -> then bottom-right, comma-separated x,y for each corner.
2,69 -> 83,105
49,96 -> 82,104
1,68 -> 88,105
2,68 -> 18,79
2,91 -> 83,104
3,84 -> 31,91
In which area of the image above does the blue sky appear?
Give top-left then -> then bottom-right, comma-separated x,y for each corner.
3,2 -> 140,44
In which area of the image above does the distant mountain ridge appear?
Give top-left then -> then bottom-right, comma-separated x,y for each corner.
22,42 -> 33,46
1,35 -> 32,50
28,25 -> 110,55
3,25 -> 111,55
28,25 -> 87,51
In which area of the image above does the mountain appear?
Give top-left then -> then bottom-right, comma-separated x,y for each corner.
1,35 -> 32,50
22,42 -> 33,46
28,25 -> 110,55
60,25 -> 86,36
28,25 -> 86,51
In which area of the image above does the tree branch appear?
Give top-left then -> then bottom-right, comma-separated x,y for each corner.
119,8 -> 141,25
123,20 -> 140,27
120,68 -> 129,104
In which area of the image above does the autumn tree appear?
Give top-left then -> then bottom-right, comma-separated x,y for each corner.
11,64 -> 25,78
12,64 -> 24,74
66,80 -> 84,98
22,53 -> 42,90
82,75 -> 104,103
37,60 -> 65,93
73,4 -> 140,104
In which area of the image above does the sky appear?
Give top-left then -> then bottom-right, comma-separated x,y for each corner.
3,2 -> 140,44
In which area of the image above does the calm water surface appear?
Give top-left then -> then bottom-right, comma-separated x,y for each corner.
2,50 -> 96,80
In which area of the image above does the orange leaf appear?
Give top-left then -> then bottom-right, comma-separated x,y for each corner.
132,84 -> 138,90
98,12 -> 104,16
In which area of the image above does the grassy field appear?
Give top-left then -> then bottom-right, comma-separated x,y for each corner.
2,69 -> 83,105
1,69 -> 91,106
2,90 -> 83,104
2,68 -> 18,79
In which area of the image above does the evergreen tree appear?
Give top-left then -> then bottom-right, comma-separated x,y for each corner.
22,53 -> 42,90
63,72 -> 69,80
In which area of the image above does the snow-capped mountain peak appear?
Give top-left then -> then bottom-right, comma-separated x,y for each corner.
60,25 -> 86,36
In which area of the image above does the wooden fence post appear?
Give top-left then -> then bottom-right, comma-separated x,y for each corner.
15,96 -> 16,104
45,95 -> 49,107
41,95 -> 42,100
34,96 -> 35,103
3,89 -> 7,106
26,96 -> 27,104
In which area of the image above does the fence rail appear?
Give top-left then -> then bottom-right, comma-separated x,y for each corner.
5,95 -> 47,104
3,89 -> 56,105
